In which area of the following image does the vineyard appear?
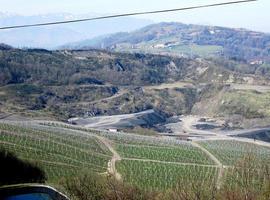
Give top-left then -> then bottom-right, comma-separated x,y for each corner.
199,140 -> 270,165
117,160 -> 218,190
115,143 -> 214,165
0,121 -> 270,191
0,122 -> 111,182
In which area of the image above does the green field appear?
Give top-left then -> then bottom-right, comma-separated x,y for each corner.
114,41 -> 223,58
168,44 -> 223,57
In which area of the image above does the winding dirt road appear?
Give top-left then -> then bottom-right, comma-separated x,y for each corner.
96,136 -> 122,181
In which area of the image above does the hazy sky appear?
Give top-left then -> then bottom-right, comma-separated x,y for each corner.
0,0 -> 269,33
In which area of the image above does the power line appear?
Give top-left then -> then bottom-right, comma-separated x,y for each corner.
0,0 -> 257,30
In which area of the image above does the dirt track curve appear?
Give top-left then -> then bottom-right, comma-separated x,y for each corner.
96,136 -> 122,181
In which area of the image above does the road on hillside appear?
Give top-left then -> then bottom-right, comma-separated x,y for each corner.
96,136 -> 122,181
229,83 -> 270,93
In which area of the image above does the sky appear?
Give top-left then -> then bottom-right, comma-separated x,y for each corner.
0,0 -> 269,33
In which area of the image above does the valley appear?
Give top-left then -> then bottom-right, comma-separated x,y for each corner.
1,21 -> 270,197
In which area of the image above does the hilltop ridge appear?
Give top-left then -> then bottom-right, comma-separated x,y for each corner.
63,22 -> 270,62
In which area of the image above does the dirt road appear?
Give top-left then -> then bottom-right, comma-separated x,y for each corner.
230,83 -> 270,93
144,81 -> 194,90
192,142 -> 224,189
181,115 -> 270,148
182,116 -> 217,136
96,136 -> 122,181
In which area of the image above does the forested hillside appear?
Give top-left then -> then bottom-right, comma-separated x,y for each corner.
0,46 -> 270,127
64,22 -> 270,62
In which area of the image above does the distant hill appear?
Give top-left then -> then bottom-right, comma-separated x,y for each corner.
0,43 -> 13,50
63,22 -> 270,62
0,12 -> 153,48
1,47 -> 270,125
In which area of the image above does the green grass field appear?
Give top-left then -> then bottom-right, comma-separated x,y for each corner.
168,44 -> 223,57
113,41 -> 223,58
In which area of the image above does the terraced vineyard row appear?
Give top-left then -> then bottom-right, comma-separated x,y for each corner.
117,160 -> 218,190
116,143 -> 214,165
0,123 -> 111,183
1,122 -> 111,155
199,140 -> 270,165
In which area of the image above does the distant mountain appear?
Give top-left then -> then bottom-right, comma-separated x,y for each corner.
0,12 -> 153,48
64,22 -> 270,62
